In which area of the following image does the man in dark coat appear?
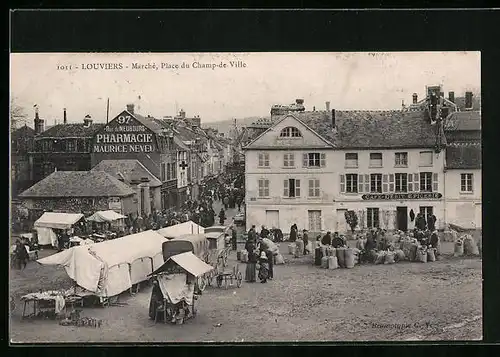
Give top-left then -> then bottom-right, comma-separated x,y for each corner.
321,231 -> 333,246
260,225 -> 269,238
415,213 -> 427,231
302,229 -> 309,255
332,232 -> 345,248
289,224 -> 298,242
248,225 -> 257,242
273,227 -> 284,242
428,214 -> 437,231
218,208 -> 226,225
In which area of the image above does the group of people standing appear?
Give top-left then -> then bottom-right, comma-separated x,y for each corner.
244,225 -> 277,284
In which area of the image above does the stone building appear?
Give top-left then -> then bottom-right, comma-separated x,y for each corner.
11,124 -> 35,197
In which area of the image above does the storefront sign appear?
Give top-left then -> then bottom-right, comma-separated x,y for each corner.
361,192 -> 442,200
93,115 -> 155,153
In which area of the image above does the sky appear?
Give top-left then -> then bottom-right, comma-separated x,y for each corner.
10,52 -> 480,125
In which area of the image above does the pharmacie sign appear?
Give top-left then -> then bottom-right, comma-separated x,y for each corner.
93,113 -> 155,153
362,192 -> 443,200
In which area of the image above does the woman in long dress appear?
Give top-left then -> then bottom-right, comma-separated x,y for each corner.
245,240 -> 257,282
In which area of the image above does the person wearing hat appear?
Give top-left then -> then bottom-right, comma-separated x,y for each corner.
260,225 -> 269,239
302,229 -> 309,255
258,251 -> 269,283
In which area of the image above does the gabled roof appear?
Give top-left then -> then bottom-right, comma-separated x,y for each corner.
333,110 -> 439,149
91,159 -> 162,187
36,123 -> 105,138
12,125 -> 36,140
19,170 -> 135,198
445,143 -> 482,169
444,111 -> 481,131
126,111 -> 165,134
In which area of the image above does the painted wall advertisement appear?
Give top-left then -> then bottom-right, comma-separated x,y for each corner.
93,114 -> 155,153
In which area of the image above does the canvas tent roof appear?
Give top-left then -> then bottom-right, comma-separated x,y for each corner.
37,230 -> 167,297
150,251 -> 213,277
156,221 -> 204,238
34,212 -> 84,230
86,210 -> 127,223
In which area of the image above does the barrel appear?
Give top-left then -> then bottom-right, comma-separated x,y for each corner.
327,256 -> 338,269
321,256 -> 329,269
344,248 -> 355,269
314,247 -> 322,266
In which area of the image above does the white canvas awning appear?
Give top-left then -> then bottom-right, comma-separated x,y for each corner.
156,221 -> 204,238
86,210 -> 127,223
34,212 -> 84,230
170,252 -> 214,277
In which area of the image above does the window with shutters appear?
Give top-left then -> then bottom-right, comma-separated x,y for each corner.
460,173 -> 473,192
308,179 -> 320,197
346,174 -> 358,193
388,174 -> 395,192
67,140 -> 76,152
367,208 -> 380,228
258,152 -> 270,167
370,174 -> 382,193
258,179 -> 270,197
283,153 -> 295,167
420,172 -> 433,192
395,152 -> 408,167
395,173 -> 408,192
280,126 -> 302,137
358,174 -> 364,193
369,153 -> 383,168
304,152 -> 325,168
284,179 -> 300,198
419,151 -> 433,167
345,153 -> 358,168
161,163 -> 166,181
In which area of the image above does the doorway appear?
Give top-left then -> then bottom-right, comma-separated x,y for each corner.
308,210 -> 322,232
336,209 -> 348,233
396,206 -> 408,232
265,210 -> 280,229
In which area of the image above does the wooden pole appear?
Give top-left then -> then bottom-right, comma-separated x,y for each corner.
106,98 -> 110,124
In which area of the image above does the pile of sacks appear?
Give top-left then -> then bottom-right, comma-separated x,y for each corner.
317,245 -> 360,269
287,240 -> 313,258
398,238 -> 438,263
454,234 -> 480,257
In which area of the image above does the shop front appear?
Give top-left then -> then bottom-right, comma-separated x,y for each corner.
334,192 -> 444,233
161,180 -> 178,211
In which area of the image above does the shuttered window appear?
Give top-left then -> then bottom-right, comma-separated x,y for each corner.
419,151 -> 433,167
408,173 -> 413,192
364,174 -> 370,193
389,174 -> 395,192
432,173 -> 439,192
413,173 -> 420,192
284,179 -> 300,197
320,153 -> 326,168
308,179 -> 320,197
358,174 -> 364,193
303,153 -> 308,167
258,179 -> 270,197
382,174 -> 389,193
340,174 -> 345,193
346,174 -> 358,193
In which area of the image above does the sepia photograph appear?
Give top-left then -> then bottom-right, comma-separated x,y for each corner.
9,51 -> 482,343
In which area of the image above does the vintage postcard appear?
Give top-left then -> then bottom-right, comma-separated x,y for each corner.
10,52 -> 481,343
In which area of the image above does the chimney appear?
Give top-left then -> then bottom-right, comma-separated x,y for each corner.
83,114 -> 93,127
313,106 -> 316,111
34,106 -> 44,134
465,91 -> 473,109
325,101 -> 330,112
63,108 -> 67,124
331,109 -> 336,128
412,93 -> 418,104
448,91 -> 455,103
126,103 -> 135,114
191,117 -> 201,127
179,109 -> 186,119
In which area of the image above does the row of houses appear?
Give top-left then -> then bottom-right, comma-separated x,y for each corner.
11,104 -> 234,222
244,88 -> 481,233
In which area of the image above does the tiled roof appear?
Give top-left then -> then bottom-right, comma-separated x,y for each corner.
127,111 -> 165,134
91,159 -> 162,187
12,125 -> 35,140
454,96 -> 481,111
19,170 -> 135,198
295,111 -> 336,144
36,123 -> 105,138
444,111 -> 481,131
333,110 -> 439,149
445,143 -> 482,169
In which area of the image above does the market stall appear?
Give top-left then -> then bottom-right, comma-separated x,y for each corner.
156,221 -> 205,239
37,230 -> 168,300
86,210 -> 127,239
33,212 -> 85,247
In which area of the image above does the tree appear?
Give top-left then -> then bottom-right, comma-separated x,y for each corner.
10,98 -> 27,132
344,210 -> 358,233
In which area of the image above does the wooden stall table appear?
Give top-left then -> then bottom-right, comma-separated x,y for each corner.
20,291 -> 66,320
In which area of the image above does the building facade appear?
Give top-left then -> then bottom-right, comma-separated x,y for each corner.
11,125 -> 35,197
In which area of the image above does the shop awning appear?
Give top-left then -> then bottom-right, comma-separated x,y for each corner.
150,251 -> 213,277
34,212 -> 84,230
86,210 -> 127,223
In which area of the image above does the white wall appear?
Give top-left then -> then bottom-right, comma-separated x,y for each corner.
444,169 -> 482,228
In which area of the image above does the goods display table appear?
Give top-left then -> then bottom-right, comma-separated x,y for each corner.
21,291 -> 66,319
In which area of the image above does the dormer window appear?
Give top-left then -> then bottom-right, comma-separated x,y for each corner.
280,127 -> 302,138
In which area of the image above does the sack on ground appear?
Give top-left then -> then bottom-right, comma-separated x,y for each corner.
336,247 -> 346,268
409,243 -> 419,262
327,247 -> 336,257
290,245 -> 297,257
327,256 -> 338,269
394,249 -> 406,262
416,247 -> 428,263
352,248 -> 360,265
321,256 -> 329,269
427,248 -> 436,262
314,247 -> 322,266
454,239 -> 464,257
463,235 -> 479,256
375,251 -> 386,265
356,239 -> 366,251
275,253 -> 285,265
296,240 -> 304,253
305,241 -> 313,254
288,244 -> 294,255
344,248 -> 355,269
